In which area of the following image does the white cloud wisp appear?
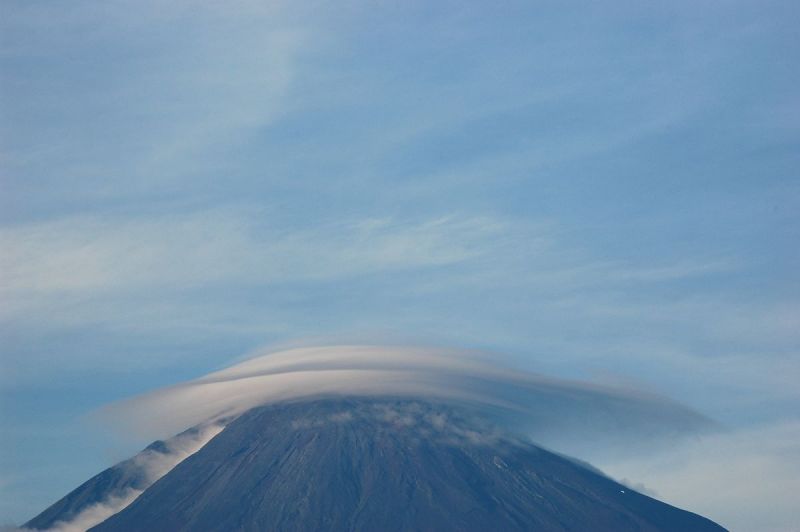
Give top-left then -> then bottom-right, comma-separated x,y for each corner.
36,422 -> 224,532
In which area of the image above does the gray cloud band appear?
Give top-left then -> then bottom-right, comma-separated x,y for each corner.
100,345 -> 715,458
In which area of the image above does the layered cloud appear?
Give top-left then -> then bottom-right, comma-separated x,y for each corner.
100,345 -> 714,461
98,345 -> 800,531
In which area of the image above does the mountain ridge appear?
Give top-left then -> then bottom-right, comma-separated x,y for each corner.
27,397 -> 726,532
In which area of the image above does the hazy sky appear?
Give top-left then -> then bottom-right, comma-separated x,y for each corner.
1,1 -> 798,528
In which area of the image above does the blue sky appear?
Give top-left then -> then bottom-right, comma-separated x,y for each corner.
1,1 -> 798,528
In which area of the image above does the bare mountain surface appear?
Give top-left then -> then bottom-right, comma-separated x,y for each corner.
29,397 -> 727,532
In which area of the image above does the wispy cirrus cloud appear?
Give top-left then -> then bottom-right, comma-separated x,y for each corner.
1,0 -> 312,211
1,206 -> 740,334
0,211 -> 505,302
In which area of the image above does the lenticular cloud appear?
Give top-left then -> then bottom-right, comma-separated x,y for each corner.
101,345 -> 714,456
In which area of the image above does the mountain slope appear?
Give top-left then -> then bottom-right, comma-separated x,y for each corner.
24,439 -> 164,531
25,424 -> 222,531
83,397 -> 725,532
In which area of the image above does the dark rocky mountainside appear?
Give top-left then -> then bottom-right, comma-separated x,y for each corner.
29,397 -> 726,531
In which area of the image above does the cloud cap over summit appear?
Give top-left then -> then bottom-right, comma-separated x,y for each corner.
100,345 -> 715,459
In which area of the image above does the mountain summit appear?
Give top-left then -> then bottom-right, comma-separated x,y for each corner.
27,397 -> 725,531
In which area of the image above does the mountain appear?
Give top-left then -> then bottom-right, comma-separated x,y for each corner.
22,438 -> 156,531
27,397 -> 726,531
23,423 -> 225,532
